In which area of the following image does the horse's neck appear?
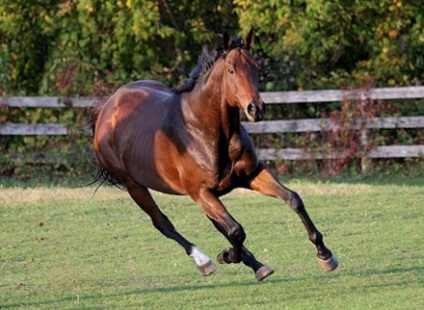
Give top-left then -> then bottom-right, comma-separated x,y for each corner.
182,62 -> 241,140
182,86 -> 240,140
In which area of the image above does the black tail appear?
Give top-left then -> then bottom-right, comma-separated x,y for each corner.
85,165 -> 125,190
89,99 -> 105,139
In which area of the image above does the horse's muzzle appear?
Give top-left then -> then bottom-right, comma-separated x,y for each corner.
247,102 -> 265,122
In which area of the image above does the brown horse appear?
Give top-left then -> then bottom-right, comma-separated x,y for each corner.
91,31 -> 338,281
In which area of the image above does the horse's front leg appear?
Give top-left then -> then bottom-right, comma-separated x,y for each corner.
191,189 -> 245,264
208,216 -> 274,281
248,163 -> 339,272
191,189 -> 274,280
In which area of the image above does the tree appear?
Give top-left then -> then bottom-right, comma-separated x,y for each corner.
1,0 -> 238,96
1,0 -> 424,95
235,0 -> 424,90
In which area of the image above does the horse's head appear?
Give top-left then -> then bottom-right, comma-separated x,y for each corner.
221,30 -> 265,122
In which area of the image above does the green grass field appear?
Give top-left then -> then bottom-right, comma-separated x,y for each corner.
1,177 -> 423,309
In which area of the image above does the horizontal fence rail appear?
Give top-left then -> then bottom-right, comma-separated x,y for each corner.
3,86 -> 424,107
260,86 -> 424,103
1,86 -> 424,161
0,124 -> 68,135
2,97 -> 93,108
2,116 -> 424,136
256,145 -> 424,161
243,116 -> 424,133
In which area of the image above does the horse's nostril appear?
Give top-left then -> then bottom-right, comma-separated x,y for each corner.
247,103 -> 256,116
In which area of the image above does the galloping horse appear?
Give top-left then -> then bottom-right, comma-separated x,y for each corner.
91,31 -> 338,281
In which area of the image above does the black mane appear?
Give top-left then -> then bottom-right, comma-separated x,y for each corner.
172,37 -> 244,94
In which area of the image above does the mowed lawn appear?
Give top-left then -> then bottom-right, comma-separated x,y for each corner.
0,177 -> 423,309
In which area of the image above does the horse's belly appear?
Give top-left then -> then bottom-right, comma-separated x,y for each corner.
137,177 -> 186,195
122,145 -> 187,195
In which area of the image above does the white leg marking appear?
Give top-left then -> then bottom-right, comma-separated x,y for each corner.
190,246 -> 211,266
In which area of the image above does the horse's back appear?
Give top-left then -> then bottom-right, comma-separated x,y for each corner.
98,79 -> 172,123
124,80 -> 171,94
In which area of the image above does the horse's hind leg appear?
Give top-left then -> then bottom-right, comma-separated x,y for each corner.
248,164 -> 339,272
125,181 -> 216,276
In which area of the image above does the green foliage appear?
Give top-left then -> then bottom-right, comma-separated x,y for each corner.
1,1 -> 423,178
235,0 -> 424,90
0,0 -> 60,94
2,1 -> 424,94
0,0 -> 238,178
1,0 -> 238,96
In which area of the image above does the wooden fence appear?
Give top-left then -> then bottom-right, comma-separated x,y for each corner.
1,86 -> 424,162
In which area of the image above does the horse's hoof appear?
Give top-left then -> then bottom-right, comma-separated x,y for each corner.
255,265 -> 274,281
196,260 -> 216,276
217,247 -> 232,264
317,255 -> 339,272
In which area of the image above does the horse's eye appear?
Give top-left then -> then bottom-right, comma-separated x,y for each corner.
228,68 -> 234,75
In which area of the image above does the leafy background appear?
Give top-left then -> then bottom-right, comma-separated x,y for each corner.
1,0 -> 423,180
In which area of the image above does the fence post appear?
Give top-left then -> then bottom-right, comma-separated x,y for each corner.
360,127 -> 371,173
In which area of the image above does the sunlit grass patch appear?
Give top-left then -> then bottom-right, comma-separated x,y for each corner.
1,178 -> 423,309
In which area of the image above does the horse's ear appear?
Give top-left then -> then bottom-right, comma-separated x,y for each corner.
223,31 -> 231,50
245,29 -> 255,49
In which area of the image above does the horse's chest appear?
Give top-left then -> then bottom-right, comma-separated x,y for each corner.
184,129 -> 245,190
212,139 -> 243,190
